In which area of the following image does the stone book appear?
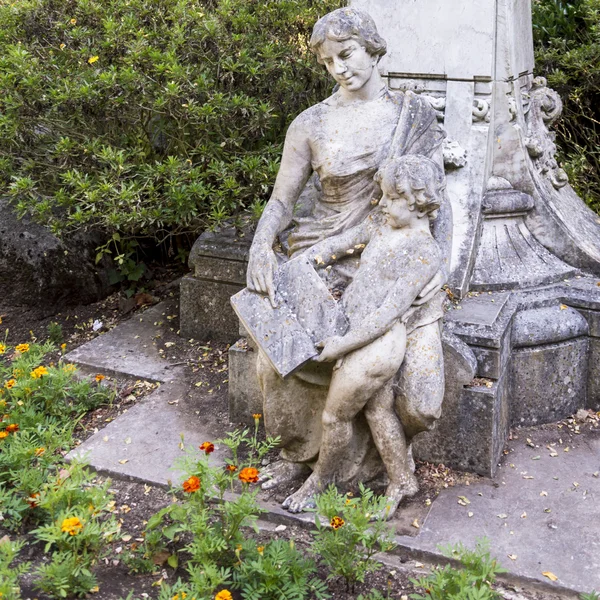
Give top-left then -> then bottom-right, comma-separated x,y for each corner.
231,256 -> 348,378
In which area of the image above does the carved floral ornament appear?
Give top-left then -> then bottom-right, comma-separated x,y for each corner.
523,77 -> 569,189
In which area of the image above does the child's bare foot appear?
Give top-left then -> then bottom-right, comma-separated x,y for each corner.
377,473 -> 419,520
282,472 -> 323,513
259,460 -> 311,491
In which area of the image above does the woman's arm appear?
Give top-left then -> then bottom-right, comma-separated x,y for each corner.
247,116 -> 313,305
304,221 -> 370,268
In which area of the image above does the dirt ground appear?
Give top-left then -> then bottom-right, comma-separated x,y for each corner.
0,278 -> 583,600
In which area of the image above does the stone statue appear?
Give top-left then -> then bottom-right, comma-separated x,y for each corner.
245,7 -> 452,515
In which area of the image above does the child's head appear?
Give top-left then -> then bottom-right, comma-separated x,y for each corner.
374,155 -> 445,223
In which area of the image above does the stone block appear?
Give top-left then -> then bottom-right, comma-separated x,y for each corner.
414,332 -> 509,477
228,340 -> 262,425
180,275 -> 244,343
587,338 -> 600,411
180,228 -> 251,342
510,338 -> 588,426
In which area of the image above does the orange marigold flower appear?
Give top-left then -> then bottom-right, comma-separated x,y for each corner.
252,413 -> 262,420
34,447 -> 46,457
199,441 -> 215,454
95,374 -> 106,382
15,343 -> 30,353
4,379 -> 16,389
257,545 -> 264,555
0,343 -> 6,354
182,475 -> 200,493
215,591 -> 233,600
330,516 -> 345,530
5,424 -> 19,433
61,516 -> 83,535
225,464 -> 237,472
238,467 -> 259,484
0,431 -> 9,440
31,366 -> 49,379
28,492 -> 40,508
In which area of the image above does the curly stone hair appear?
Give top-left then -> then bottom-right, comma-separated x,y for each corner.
374,155 -> 446,220
309,7 -> 387,63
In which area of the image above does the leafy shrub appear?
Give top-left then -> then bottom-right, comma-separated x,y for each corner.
312,484 -> 397,592
0,0 -> 343,242
0,537 -> 27,600
409,539 -> 506,600
533,0 -> 600,212
233,539 -> 329,600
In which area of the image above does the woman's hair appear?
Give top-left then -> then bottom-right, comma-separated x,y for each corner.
374,155 -> 446,220
310,8 -> 387,64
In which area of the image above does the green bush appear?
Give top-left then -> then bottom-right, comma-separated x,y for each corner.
0,0 -> 343,241
533,0 -> 600,212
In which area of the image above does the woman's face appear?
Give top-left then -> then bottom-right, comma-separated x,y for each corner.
317,38 -> 377,92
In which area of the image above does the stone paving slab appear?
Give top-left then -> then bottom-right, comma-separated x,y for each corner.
67,380 -> 228,486
394,428 -> 600,595
64,302 -> 182,383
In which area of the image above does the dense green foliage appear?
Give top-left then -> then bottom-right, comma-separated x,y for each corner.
0,0 -> 343,239
533,0 -> 600,211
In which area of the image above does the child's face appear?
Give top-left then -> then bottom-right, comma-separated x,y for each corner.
379,180 -> 414,228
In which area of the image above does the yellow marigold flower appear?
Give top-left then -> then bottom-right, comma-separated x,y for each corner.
61,516 -> 83,535
63,364 -> 76,373
95,374 -> 105,382
88,55 -> 99,64
70,18 -> 77,24
34,447 -> 46,457
61,343 -> 67,351
252,413 -> 262,420
330,516 -> 345,530
257,545 -> 264,555
15,343 -> 29,353
31,366 -> 49,379
4,379 -> 16,389
0,431 -> 9,440
238,467 -> 259,484
0,400 -> 5,408
59,43 -> 66,50
171,593 -> 187,600
0,343 -> 6,354
215,590 -> 233,600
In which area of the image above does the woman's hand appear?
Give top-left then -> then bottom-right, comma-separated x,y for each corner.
247,242 -> 279,307
315,336 -> 349,363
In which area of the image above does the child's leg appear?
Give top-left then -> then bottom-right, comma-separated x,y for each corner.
283,321 -> 407,513
365,381 -> 418,519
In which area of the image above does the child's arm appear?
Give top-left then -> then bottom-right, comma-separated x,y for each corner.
317,237 -> 440,362
303,219 -> 371,267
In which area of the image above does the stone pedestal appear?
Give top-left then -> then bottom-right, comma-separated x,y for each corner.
207,1 -> 600,477
180,228 -> 251,343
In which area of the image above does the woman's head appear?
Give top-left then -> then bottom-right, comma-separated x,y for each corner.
310,8 -> 387,64
375,155 -> 445,221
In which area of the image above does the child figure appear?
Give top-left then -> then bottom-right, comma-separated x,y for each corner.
291,154 -> 445,518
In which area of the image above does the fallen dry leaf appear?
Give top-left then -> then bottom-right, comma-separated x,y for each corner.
118,459 -> 128,465
411,518 -> 420,529
542,571 -> 558,581
508,554 -> 517,561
